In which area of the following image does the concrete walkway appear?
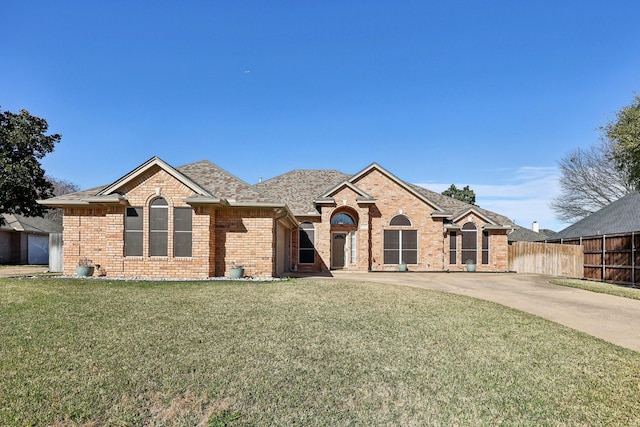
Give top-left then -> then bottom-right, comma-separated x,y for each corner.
0,265 -> 49,278
324,271 -> 640,353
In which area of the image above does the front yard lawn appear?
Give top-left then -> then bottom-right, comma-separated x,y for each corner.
1,277 -> 639,426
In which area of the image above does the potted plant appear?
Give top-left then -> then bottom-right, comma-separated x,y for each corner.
465,259 -> 476,272
229,262 -> 245,279
77,258 -> 95,277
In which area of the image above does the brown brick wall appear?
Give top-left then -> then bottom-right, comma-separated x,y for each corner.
353,169 -> 446,271
443,212 -> 509,271
214,209 -> 276,277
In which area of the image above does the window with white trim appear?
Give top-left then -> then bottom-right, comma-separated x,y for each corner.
449,231 -> 457,264
299,222 -> 315,264
125,207 -> 143,256
482,230 -> 489,264
384,215 -> 417,264
149,198 -> 168,256
174,207 -> 192,257
461,222 -> 477,264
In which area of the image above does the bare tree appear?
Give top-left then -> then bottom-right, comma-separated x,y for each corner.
44,176 -> 80,223
551,140 -> 635,222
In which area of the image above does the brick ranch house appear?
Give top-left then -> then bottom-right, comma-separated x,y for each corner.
39,157 -> 514,279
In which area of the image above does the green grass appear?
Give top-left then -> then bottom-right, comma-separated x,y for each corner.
1,277 -> 640,426
551,278 -> 640,300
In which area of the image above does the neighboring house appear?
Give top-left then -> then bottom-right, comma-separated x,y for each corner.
507,223 -> 554,243
0,213 -> 63,265
546,191 -> 640,241
39,157 -> 515,279
544,192 -> 640,285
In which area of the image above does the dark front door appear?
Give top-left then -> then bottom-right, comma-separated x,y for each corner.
332,233 -> 346,268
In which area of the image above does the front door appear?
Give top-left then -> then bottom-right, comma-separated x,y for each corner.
331,233 -> 346,269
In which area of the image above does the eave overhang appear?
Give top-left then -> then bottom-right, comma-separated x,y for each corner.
37,194 -> 128,207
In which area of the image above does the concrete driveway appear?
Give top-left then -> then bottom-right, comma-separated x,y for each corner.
326,271 -> 640,353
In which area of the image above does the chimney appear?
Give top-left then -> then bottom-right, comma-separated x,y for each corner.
532,221 -> 539,233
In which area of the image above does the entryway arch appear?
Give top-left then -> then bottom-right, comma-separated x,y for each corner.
330,208 -> 359,269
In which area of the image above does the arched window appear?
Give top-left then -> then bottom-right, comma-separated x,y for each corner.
461,222 -> 477,264
390,214 -> 412,226
384,214 -> 417,264
149,198 -> 168,256
331,212 -> 356,225
299,222 -> 315,264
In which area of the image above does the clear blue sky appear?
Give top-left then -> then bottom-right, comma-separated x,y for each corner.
2,1 -> 639,231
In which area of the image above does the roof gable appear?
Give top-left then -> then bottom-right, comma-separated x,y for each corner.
450,206 -> 500,225
349,163 -> 445,212
318,180 -> 375,201
98,156 -> 212,197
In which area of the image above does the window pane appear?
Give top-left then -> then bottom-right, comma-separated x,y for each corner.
150,232 -> 168,256
174,232 -> 192,257
331,213 -> 355,225
125,231 -> 143,256
449,231 -> 457,264
299,222 -> 315,263
299,249 -> 315,264
482,231 -> 489,264
384,230 -> 400,264
384,249 -> 399,265
462,222 -> 477,264
462,250 -> 476,264
384,230 -> 399,250
126,207 -> 143,230
150,206 -> 168,230
174,208 -> 192,232
300,229 -> 314,249
403,249 -> 417,264
449,249 -> 457,264
390,215 -> 411,226
402,230 -> 417,249
125,207 -> 143,256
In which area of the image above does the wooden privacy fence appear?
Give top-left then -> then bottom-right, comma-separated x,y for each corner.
508,242 -> 583,278
550,232 -> 640,286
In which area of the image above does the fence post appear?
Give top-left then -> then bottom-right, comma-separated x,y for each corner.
49,233 -> 63,272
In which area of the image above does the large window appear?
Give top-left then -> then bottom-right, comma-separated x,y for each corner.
174,207 -> 193,257
149,198 -> 168,256
449,231 -> 457,264
125,207 -> 143,256
461,222 -> 477,264
384,215 -> 417,264
299,222 -> 315,264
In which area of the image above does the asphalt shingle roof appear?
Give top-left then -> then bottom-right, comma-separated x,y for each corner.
40,159 -> 516,227
0,214 -> 62,234
176,160 -> 250,199
408,184 -> 513,226
238,170 -> 350,215
548,191 -> 640,240
507,225 -> 549,242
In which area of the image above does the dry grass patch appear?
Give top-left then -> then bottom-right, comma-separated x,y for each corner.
1,277 -> 639,425
551,278 -> 640,300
